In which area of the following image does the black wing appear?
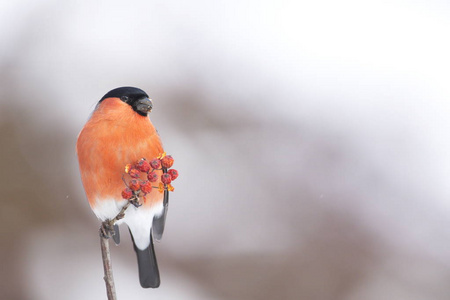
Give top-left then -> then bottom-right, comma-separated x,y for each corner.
112,224 -> 120,245
152,188 -> 169,241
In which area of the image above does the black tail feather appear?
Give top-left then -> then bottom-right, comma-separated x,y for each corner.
130,230 -> 160,288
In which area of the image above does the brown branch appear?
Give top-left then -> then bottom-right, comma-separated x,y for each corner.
99,195 -> 138,300
100,232 -> 117,300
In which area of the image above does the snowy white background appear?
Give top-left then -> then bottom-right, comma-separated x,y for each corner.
1,1 -> 450,299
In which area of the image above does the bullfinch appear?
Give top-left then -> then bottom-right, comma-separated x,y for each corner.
76,87 -> 169,288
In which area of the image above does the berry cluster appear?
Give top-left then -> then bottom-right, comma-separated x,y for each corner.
121,153 -> 178,204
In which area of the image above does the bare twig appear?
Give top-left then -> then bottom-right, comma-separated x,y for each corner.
100,232 -> 117,300
99,195 -> 138,300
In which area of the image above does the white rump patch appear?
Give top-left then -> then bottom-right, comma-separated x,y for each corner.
92,198 -> 164,250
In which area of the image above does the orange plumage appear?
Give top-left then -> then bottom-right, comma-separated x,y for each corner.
77,97 -> 164,209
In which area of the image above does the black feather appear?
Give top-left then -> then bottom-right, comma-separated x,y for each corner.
152,203 -> 168,241
153,168 -> 170,241
99,87 -> 148,103
96,86 -> 152,116
130,230 -> 160,288
112,224 -> 120,245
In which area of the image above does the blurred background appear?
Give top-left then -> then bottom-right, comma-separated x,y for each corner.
1,1 -> 450,299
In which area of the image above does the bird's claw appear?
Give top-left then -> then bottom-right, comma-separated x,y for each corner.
100,220 -> 115,239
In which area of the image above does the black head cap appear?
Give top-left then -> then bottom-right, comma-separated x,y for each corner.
99,86 -> 152,116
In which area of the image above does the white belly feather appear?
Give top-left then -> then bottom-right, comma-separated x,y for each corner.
92,198 -> 164,250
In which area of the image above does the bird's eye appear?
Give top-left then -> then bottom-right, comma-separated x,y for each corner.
121,96 -> 129,102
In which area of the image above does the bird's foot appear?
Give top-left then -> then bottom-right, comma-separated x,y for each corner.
100,220 -> 115,239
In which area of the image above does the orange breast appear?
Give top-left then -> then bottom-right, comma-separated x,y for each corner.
77,97 -> 164,208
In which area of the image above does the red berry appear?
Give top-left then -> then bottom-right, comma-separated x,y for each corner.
129,179 -> 141,191
121,188 -> 133,199
161,155 -> 174,168
161,173 -> 172,184
140,180 -> 152,194
129,168 -> 140,178
136,159 -> 151,173
167,169 -> 178,180
147,171 -> 158,182
150,159 -> 161,169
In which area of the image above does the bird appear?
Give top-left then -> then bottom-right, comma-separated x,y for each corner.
76,87 -> 169,288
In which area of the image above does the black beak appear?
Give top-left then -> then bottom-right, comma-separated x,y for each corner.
135,98 -> 153,115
